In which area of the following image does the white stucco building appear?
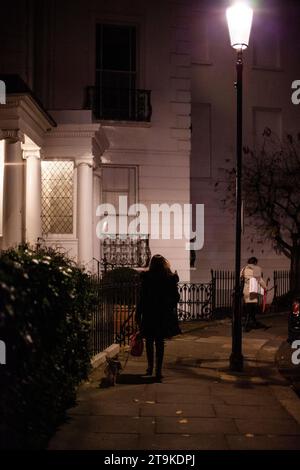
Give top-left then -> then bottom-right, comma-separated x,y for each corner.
0,0 -> 299,283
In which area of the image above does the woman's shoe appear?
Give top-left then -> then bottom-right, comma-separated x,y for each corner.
155,372 -> 163,381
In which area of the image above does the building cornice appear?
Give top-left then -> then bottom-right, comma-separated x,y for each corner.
44,123 -> 109,169
0,129 -> 24,143
4,94 -> 56,127
48,130 -> 99,138
0,94 -> 56,147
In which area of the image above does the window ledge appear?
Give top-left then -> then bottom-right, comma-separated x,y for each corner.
97,119 -> 152,128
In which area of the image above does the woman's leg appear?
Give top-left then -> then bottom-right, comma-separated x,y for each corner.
155,338 -> 165,378
250,303 -> 258,325
145,338 -> 154,374
253,303 -> 267,328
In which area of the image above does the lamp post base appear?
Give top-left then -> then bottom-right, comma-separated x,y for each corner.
230,352 -> 244,372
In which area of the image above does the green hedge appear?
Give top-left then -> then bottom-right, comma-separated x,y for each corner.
101,267 -> 140,303
0,245 -> 96,449
101,266 -> 140,284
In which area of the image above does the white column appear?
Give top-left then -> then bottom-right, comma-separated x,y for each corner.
23,148 -> 42,245
93,170 -> 102,271
76,159 -> 94,267
2,130 -> 25,249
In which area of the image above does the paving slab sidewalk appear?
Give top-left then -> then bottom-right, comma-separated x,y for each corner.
48,316 -> 300,450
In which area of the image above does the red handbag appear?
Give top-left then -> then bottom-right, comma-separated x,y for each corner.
130,332 -> 144,357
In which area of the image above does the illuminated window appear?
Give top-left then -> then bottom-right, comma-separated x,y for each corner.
0,140 -> 4,237
41,160 -> 74,235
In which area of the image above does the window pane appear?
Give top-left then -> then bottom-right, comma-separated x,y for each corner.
103,191 -> 129,213
128,168 -> 136,206
101,71 -> 135,90
102,167 -> 130,190
95,23 -> 137,120
102,166 -> 136,214
96,24 -> 136,72
41,161 -> 74,234
103,25 -> 130,71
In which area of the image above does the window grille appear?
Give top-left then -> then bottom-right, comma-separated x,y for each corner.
101,234 -> 151,271
41,161 -> 74,234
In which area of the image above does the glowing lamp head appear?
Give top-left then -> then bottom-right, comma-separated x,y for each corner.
226,2 -> 253,50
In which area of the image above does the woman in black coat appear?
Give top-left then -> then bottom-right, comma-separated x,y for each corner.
135,254 -> 181,381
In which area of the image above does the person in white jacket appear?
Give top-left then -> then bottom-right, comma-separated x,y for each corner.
241,257 -> 267,332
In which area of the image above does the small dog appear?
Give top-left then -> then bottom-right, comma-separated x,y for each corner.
101,357 -> 122,387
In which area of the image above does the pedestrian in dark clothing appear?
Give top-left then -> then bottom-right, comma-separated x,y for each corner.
135,254 -> 181,381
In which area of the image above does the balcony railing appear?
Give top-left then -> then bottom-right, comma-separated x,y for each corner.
98,234 -> 151,273
85,86 -> 152,122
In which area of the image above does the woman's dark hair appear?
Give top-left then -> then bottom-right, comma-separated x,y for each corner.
248,256 -> 258,265
148,254 -> 172,276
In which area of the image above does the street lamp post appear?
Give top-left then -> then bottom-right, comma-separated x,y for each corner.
226,2 -> 253,372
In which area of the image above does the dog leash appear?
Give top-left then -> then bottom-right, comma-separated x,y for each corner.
119,331 -> 143,372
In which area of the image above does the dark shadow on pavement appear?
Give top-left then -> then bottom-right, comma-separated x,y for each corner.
166,354 -> 286,387
116,374 -> 156,385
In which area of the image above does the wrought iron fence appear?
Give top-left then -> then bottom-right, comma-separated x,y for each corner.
178,282 -> 213,320
90,278 -> 215,356
90,279 -> 139,356
211,268 -> 291,314
112,281 -> 139,346
90,267 -> 294,356
211,270 -> 235,313
85,86 -> 152,122
89,277 -> 114,357
273,270 -> 291,308
273,270 -> 290,298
